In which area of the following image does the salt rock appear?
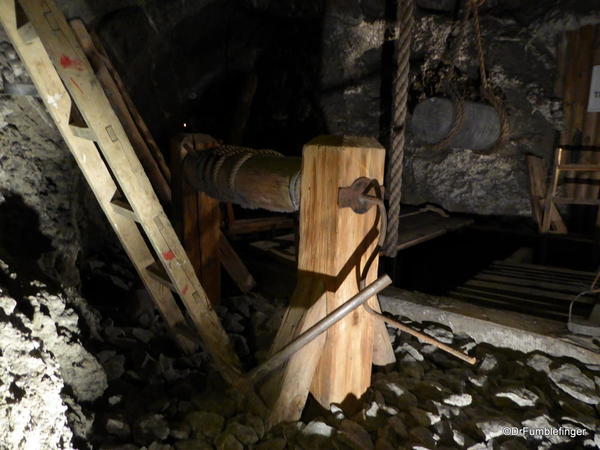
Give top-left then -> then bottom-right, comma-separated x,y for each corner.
297,420 -> 334,449
387,416 -> 408,439
423,325 -> 454,344
526,354 -> 552,374
409,406 -> 441,426
214,432 -> 243,450
395,343 -> 424,361
185,411 -> 225,439
174,438 -> 213,450
548,363 -> 600,405
224,421 -> 259,445
148,442 -> 173,450
336,419 -> 374,450
477,354 -> 498,373
494,387 -> 538,407
444,393 -> 472,407
358,401 -> 389,431
522,415 -> 571,446
254,438 -> 287,450
133,414 -> 169,445
170,421 -> 191,440
468,374 -> 487,388
408,426 -> 436,448
476,419 -> 514,440
106,415 -> 131,438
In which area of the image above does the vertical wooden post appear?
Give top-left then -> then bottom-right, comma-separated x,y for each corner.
263,136 -> 394,427
171,135 -> 221,304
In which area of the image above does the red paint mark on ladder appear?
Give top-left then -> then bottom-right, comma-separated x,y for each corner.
70,77 -> 84,95
181,285 -> 189,296
60,55 -> 83,71
162,250 -> 175,261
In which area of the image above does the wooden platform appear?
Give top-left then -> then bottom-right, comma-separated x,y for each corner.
396,211 -> 473,251
450,261 -> 596,321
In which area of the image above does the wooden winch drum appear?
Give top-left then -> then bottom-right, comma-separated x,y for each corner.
183,147 -> 301,212
410,97 -> 501,151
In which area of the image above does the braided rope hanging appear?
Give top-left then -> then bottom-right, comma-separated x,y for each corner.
429,0 -> 509,152
382,0 -> 414,257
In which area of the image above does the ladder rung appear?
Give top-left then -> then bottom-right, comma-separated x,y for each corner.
69,124 -> 96,141
15,2 -> 37,43
17,22 -> 37,43
110,195 -> 138,221
554,197 -> 600,205
557,164 -> 600,171
146,261 -> 174,291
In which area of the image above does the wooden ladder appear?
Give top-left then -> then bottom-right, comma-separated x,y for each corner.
0,0 -> 242,383
541,146 -> 600,233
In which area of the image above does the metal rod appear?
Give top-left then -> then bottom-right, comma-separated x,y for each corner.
248,275 -> 392,383
363,303 -> 477,365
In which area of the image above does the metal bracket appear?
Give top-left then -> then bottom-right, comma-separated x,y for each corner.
338,177 -> 383,214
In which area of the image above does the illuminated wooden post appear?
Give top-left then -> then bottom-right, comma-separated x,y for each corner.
262,135 -> 395,426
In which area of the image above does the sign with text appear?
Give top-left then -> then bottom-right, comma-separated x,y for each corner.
588,65 -> 600,112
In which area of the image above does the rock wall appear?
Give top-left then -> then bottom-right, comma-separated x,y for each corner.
0,255 -> 106,449
403,1 -> 600,216
0,29 -> 86,285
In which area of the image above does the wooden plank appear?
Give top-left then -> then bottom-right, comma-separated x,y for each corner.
554,197 -> 600,205
462,279 -> 589,303
218,234 -> 256,293
473,273 -> 589,295
480,269 -> 592,288
526,154 -> 567,233
396,214 -> 473,251
171,135 -> 220,304
0,0 -> 197,353
558,164 -> 600,171
526,155 -> 546,228
561,30 -> 582,198
452,286 -> 576,312
492,261 -> 597,279
17,0 -> 242,382
541,147 -> 563,232
449,290 -> 570,321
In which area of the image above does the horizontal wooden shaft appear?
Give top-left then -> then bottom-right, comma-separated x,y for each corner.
183,147 -> 301,212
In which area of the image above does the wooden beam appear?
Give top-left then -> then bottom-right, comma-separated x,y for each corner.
218,234 -> 256,293
171,134 -> 221,304
263,136 -> 394,427
227,216 -> 295,235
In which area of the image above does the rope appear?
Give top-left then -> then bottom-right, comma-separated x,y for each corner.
428,0 -> 509,152
383,0 -> 414,257
187,145 -> 283,205
358,184 -> 476,364
471,1 -> 510,153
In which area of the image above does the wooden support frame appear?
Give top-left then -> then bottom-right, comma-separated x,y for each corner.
5,0 -> 242,383
171,134 -> 222,304
261,136 -> 395,426
170,134 -> 257,297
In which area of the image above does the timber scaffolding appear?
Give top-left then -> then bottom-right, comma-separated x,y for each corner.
2,0 -> 476,426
